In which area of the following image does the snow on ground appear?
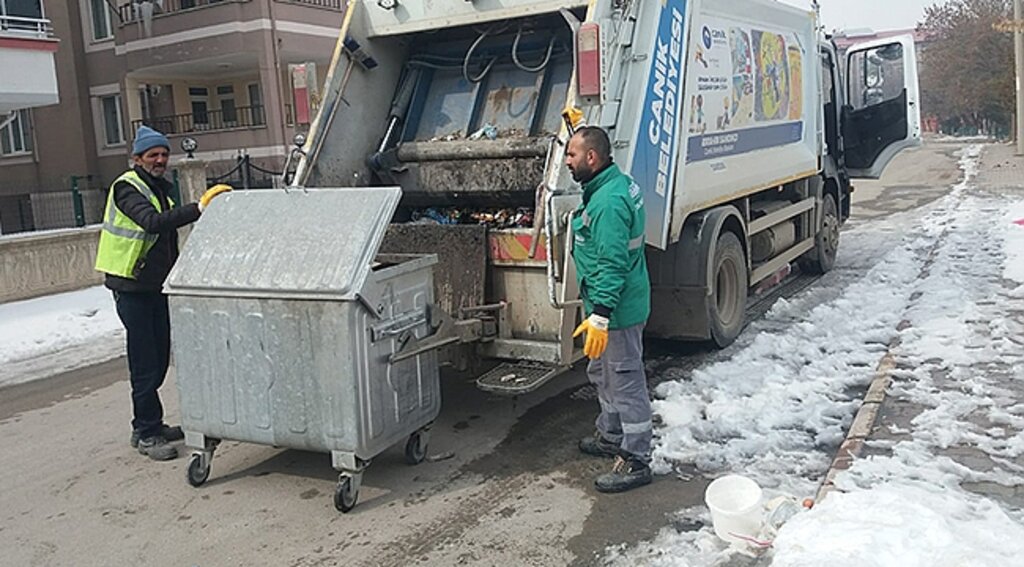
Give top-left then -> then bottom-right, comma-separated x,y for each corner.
0,286 -> 123,388
930,134 -> 1000,143
606,145 -> 1024,565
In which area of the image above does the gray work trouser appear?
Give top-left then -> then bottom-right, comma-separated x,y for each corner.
586,323 -> 652,463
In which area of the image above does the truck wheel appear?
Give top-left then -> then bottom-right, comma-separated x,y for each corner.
800,193 -> 839,274
709,231 -> 747,348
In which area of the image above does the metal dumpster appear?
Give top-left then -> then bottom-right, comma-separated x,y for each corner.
164,187 -> 440,512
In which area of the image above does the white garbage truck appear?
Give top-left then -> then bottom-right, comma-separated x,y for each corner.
288,0 -> 921,394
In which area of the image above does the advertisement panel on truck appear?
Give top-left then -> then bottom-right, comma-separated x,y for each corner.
685,16 -> 806,163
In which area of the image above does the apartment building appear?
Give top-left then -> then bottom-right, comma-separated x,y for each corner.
0,0 -> 343,233
0,0 -> 60,232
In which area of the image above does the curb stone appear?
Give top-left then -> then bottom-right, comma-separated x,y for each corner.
815,348 -> 896,503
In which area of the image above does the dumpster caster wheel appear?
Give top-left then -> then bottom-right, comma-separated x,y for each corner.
335,477 -> 358,513
405,431 -> 427,465
187,454 -> 210,487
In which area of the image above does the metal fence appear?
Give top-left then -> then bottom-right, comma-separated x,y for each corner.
0,156 -> 281,235
0,185 -> 105,235
207,154 -> 282,189
0,175 -> 183,236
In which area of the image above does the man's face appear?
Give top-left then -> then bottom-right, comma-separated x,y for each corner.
565,134 -> 596,183
133,146 -> 170,177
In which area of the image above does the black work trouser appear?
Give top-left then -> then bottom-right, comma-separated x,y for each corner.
113,290 -> 171,439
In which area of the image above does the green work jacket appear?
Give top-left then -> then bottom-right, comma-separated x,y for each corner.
570,163 -> 651,330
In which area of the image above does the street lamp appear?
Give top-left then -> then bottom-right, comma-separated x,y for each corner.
181,137 -> 198,159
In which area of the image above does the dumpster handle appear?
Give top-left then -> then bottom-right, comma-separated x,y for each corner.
371,309 -> 428,342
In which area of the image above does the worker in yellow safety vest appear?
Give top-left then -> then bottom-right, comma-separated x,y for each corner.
95,125 -> 231,461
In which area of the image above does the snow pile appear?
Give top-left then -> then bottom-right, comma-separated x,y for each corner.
607,145 -> 1024,565
772,483 -> 1024,566
0,286 -> 124,387
775,144 -> 1024,565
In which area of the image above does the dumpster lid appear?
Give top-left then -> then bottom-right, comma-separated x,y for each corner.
165,187 -> 401,300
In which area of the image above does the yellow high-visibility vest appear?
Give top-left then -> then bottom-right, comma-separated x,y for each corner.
94,170 -> 174,279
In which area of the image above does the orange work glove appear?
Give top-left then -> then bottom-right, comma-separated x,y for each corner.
573,313 -> 609,359
199,184 -> 233,212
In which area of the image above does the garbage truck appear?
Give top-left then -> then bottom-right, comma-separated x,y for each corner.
282,0 -> 919,396
165,0 -> 920,511
278,0 -> 921,393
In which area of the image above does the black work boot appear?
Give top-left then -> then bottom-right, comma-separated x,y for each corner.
578,433 -> 620,458
137,436 -> 178,461
595,453 -> 652,493
131,425 -> 183,448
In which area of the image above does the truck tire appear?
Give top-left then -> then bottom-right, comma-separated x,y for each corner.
800,193 -> 839,274
709,231 -> 747,348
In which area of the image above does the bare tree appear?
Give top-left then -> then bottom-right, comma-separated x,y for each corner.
920,0 -> 1014,135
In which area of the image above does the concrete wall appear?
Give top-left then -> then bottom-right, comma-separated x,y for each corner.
0,227 -> 102,303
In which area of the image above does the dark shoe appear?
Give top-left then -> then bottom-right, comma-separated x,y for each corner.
595,454 -> 652,493
137,436 -> 178,461
579,433 -> 620,458
131,425 -> 183,448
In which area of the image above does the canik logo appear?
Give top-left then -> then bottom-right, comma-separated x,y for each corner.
702,26 -> 712,49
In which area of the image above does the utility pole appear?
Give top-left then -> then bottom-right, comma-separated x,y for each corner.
1016,0 -> 1024,154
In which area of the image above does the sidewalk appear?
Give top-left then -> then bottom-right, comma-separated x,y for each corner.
817,141 -> 1024,533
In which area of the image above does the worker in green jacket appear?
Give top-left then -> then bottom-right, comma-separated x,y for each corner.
567,126 -> 653,493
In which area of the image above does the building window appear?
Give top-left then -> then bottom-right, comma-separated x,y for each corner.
89,0 -> 111,41
248,83 -> 265,126
189,86 -> 209,129
217,85 -> 237,125
100,94 -> 124,146
1,0 -> 44,19
0,109 -> 33,156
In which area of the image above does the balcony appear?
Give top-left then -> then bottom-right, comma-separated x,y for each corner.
132,105 -> 268,135
116,0 -> 342,24
0,11 -> 58,113
0,13 -> 52,38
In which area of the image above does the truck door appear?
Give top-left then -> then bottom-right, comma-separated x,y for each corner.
842,35 -> 921,178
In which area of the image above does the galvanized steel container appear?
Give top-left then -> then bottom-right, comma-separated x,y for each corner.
165,187 -> 440,511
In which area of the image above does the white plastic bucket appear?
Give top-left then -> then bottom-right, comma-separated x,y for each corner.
704,474 -> 764,547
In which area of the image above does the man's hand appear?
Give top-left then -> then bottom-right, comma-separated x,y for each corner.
199,184 -> 233,212
573,314 -> 609,359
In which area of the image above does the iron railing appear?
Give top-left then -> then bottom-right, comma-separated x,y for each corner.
117,0 -> 238,25
117,0 -> 342,25
275,0 -> 343,9
132,105 -> 267,134
0,15 -> 53,39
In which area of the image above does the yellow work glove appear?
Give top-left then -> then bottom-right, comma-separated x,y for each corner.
573,313 -> 609,359
561,106 -> 586,134
199,184 -> 233,212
